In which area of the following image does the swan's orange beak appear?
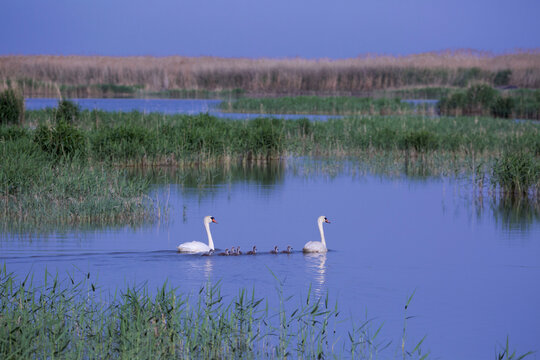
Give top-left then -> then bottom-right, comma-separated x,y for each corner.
211,217 -> 218,223
325,218 -> 331,223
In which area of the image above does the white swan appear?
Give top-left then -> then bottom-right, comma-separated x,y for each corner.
177,216 -> 217,253
303,216 -> 330,253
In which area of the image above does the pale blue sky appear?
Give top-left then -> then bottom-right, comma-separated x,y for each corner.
1,0 -> 539,58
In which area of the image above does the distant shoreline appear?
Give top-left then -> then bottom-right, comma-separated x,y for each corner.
1,50 -> 539,98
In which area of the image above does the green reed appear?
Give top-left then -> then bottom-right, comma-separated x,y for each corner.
439,85 -> 540,120
25,108 -> 540,161
0,267 -> 399,359
219,96 -> 413,115
0,134 -> 157,232
5,109 -> 539,226
492,151 -> 540,197
0,89 -> 25,125
377,87 -> 454,100
149,88 -> 246,99
1,267 -> 533,359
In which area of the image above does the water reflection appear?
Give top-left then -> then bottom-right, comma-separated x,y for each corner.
303,252 -> 327,297
128,160 -> 285,189
25,98 -> 339,121
490,196 -> 540,234
184,255 -> 214,281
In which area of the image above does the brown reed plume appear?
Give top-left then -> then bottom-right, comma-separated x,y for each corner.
1,49 -> 539,97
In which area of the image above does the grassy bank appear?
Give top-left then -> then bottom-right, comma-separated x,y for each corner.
2,107 -> 538,229
2,51 -> 539,98
16,109 -> 539,170
0,131 -> 156,231
219,87 -> 540,119
26,108 -> 540,177
377,87 -> 455,100
219,96 -> 414,115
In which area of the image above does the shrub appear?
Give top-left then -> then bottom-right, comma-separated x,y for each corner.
439,85 -> 500,117
491,97 -> 515,119
493,69 -> 512,87
438,92 -> 467,116
0,89 -> 24,125
453,67 -> 483,87
55,99 -> 80,124
465,84 -> 498,113
34,120 -> 86,160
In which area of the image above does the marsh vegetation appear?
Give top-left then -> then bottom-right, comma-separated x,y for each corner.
1,93 -> 538,229
0,267 -> 436,359
0,88 -> 538,358
2,51 -> 539,98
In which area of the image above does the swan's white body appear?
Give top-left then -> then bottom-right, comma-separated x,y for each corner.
177,216 -> 217,253
303,216 -> 330,253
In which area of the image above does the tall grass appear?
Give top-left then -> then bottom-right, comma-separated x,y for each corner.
23,109 -> 540,162
0,89 -> 24,124
1,267 -> 534,359
87,113 -> 287,163
3,109 -> 538,229
0,133 -> 156,231
377,87 -> 454,100
220,96 -> 412,115
2,50 -> 539,97
438,85 -> 540,119
0,267 -> 398,359
492,152 -> 540,198
509,89 -> 540,120
20,109 -> 540,181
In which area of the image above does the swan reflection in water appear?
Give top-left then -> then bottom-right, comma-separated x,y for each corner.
184,256 -> 214,280
303,252 -> 327,297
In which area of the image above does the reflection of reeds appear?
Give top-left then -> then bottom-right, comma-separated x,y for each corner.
2,50 -> 540,97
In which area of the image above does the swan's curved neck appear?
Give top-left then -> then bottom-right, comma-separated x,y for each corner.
205,221 -> 215,250
318,220 -> 326,247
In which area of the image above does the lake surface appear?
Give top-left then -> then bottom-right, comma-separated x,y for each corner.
24,98 -> 340,121
1,160 -> 539,359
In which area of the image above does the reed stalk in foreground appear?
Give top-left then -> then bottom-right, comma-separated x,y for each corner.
0,267 -> 394,359
0,267 -> 533,359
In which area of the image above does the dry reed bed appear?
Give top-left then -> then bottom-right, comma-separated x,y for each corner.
1,50 -> 540,96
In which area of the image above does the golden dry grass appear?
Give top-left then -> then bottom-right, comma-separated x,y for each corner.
1,49 -> 539,97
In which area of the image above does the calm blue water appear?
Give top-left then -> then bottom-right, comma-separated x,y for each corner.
1,161 -> 539,359
24,98 -> 340,121
4,98 -> 540,357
